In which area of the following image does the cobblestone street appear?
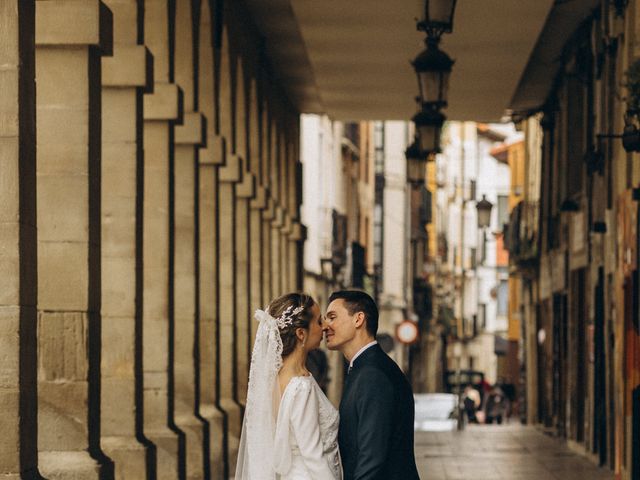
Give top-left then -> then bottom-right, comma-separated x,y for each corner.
415,424 -> 614,480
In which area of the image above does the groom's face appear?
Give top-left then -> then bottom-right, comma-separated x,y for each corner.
323,299 -> 357,351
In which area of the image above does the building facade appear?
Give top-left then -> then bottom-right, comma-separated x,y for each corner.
507,2 -> 640,478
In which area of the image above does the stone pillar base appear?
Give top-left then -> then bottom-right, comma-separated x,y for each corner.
147,429 -> 181,480
39,451 -> 102,480
175,413 -> 207,480
102,436 -> 148,479
200,404 -> 226,477
219,399 -> 242,476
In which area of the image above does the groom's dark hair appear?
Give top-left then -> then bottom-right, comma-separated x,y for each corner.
329,290 -> 378,338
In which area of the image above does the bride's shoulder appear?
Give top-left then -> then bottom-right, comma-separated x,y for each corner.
281,374 -> 313,398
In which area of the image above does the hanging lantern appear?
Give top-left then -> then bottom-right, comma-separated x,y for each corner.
476,195 -> 493,229
417,0 -> 459,38
405,139 -> 427,184
412,40 -> 454,108
412,106 -> 445,154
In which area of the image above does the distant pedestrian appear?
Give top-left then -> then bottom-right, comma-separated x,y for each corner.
462,384 -> 481,423
484,385 -> 509,424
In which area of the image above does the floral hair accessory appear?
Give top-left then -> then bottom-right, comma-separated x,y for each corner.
266,304 -> 305,330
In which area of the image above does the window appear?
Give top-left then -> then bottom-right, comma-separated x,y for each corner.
479,304 -> 487,330
497,195 -> 509,231
497,280 -> 509,316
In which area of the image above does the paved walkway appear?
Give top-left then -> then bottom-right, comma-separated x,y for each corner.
415,424 -> 614,480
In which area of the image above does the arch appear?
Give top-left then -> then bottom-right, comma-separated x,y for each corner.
175,0 -> 195,111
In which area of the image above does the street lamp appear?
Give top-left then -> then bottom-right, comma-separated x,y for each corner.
417,0 -> 458,39
476,195 -> 493,229
412,106 -> 446,154
405,139 -> 428,184
412,38 -> 454,108
622,114 -> 640,152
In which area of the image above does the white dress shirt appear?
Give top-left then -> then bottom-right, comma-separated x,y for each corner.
348,340 -> 378,372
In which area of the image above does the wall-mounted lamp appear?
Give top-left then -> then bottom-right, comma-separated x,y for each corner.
559,198 -> 580,212
596,113 -> 640,153
476,195 -> 493,229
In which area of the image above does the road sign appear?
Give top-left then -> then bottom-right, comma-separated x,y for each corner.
396,320 -> 419,344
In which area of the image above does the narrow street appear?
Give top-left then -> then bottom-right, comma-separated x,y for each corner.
415,424 -> 613,480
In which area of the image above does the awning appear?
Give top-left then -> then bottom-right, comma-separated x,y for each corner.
509,0 -> 601,114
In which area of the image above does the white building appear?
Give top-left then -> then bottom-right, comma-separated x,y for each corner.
437,122 -> 520,386
300,116 -> 415,401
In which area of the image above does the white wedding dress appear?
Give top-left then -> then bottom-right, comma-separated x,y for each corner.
273,375 -> 342,479
234,308 -> 343,480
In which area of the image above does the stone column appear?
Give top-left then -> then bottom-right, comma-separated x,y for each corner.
249,186 -> 268,343
271,205 -> 284,296
35,1 -> 111,477
0,2 -> 37,478
262,196 -> 276,302
247,83 -> 263,345
235,163 -> 255,405
269,120 -> 283,297
279,210 -> 290,293
100,0 -> 153,476
218,150 -> 243,471
289,155 -> 303,292
175,112 -> 208,479
198,138 -> 226,478
282,215 -> 295,292
142,1 -> 183,476
174,1 -> 209,476
260,105 -> 273,306
290,223 -> 306,292
196,0 -> 226,474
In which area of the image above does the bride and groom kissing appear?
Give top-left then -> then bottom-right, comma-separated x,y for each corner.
235,290 -> 420,480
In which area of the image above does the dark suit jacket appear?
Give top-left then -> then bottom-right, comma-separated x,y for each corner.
339,344 -> 420,480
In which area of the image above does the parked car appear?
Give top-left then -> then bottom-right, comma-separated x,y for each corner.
414,393 -> 459,432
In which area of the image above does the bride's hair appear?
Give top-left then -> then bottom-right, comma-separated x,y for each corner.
267,292 -> 316,357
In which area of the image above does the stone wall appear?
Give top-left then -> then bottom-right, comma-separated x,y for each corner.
1,1 -> 303,478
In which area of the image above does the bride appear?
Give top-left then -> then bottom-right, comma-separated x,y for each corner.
235,293 -> 343,479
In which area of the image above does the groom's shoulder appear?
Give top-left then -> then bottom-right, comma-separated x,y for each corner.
358,349 -> 407,384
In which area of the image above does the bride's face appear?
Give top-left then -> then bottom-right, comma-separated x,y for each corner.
305,303 -> 324,351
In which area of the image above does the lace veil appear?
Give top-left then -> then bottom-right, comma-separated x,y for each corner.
235,306 -> 303,479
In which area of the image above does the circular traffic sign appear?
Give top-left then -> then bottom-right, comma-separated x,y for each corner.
396,320 -> 419,344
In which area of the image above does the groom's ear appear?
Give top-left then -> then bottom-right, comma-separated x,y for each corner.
354,311 -> 366,329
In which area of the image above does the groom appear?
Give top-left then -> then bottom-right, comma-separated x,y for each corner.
324,290 -> 420,480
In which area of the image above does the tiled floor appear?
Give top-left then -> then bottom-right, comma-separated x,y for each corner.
415,424 -> 614,480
